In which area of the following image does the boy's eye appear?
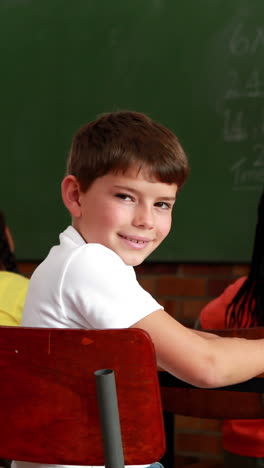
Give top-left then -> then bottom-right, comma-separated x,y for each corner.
155,201 -> 172,210
115,193 -> 133,201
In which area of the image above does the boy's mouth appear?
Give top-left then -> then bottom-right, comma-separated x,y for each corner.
119,234 -> 151,246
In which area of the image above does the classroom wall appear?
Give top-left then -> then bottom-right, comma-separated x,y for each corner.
19,260 -> 250,467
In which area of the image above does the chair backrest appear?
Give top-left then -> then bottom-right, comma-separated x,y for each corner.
160,327 -> 264,419
0,326 -> 165,466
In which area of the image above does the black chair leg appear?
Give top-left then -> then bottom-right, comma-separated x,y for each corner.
159,411 -> 174,468
0,459 -> 11,468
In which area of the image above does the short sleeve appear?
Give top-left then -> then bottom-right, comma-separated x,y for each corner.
61,244 -> 163,329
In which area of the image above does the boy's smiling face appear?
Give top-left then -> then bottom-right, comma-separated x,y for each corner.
64,166 -> 178,266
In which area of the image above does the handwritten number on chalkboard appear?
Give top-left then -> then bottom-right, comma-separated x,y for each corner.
230,24 -> 249,55
251,28 -> 264,54
225,71 -> 239,100
230,24 -> 264,55
253,144 -> 264,167
225,70 -> 264,99
223,109 -> 247,142
245,70 -> 264,98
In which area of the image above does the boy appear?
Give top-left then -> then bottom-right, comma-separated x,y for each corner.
16,111 -> 264,468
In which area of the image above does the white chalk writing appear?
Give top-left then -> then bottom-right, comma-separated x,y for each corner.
222,21 -> 264,190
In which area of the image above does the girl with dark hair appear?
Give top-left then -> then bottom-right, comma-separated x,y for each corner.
225,190 -> 264,329
199,189 -> 264,467
0,211 -> 29,326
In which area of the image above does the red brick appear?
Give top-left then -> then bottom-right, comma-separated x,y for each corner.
137,276 -> 156,295
18,261 -> 39,278
175,456 -> 223,467
135,263 -> 179,275
180,264 -> 234,276
176,432 -> 223,454
199,418 -> 222,431
232,264 -> 250,276
157,277 -> 207,297
174,454 -> 200,467
207,279 -> 233,297
181,300 -> 209,321
175,415 -> 202,430
158,298 -> 179,318
175,415 -> 222,432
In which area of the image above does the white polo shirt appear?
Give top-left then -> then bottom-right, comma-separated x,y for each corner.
21,226 -> 162,330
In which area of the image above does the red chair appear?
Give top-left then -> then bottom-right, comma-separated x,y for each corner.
0,327 -> 165,468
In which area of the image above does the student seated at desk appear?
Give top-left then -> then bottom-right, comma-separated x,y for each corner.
0,211 -> 29,326
14,112 -> 264,468
198,188 -> 264,468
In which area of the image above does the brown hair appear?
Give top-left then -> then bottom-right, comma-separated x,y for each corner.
66,111 -> 189,192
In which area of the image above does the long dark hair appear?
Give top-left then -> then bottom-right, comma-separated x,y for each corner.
225,190 -> 264,327
0,211 -> 18,272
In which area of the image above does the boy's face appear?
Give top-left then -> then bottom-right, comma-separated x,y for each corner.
72,167 -> 178,266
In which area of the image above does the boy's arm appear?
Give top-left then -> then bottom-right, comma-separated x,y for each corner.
192,328 -> 221,339
132,309 -> 264,388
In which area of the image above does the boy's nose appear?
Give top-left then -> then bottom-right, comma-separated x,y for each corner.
132,206 -> 154,229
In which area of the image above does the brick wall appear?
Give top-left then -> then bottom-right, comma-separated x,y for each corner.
19,260 -> 250,467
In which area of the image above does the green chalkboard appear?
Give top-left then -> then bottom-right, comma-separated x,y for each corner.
0,0 -> 263,262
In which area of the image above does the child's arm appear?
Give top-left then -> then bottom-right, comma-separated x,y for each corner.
192,329 -> 221,339
132,309 -> 264,388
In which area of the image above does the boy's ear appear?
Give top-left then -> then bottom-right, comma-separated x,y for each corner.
61,175 -> 82,218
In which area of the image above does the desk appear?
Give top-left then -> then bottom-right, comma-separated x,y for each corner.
158,372 -> 264,467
